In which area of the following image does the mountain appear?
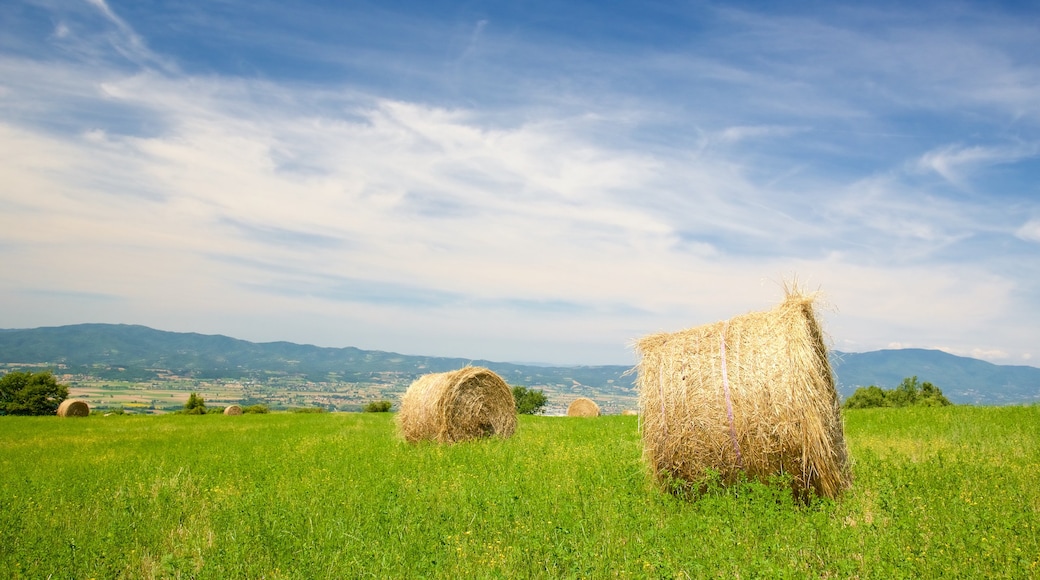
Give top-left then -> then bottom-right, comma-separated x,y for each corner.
0,324 -> 637,412
828,349 -> 1040,405
1,324 -> 1038,406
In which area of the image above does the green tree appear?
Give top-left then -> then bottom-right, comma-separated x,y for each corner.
182,392 -> 206,415
512,386 -> 548,415
0,371 -> 69,416
363,400 -> 392,412
887,376 -> 921,407
919,380 -> 953,407
843,376 -> 953,409
843,385 -> 887,409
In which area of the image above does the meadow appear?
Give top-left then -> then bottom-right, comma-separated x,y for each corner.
1,406 -> 1038,578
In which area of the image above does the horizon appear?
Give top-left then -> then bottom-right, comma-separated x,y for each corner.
2,1 -> 1038,366
4,321 -> 1038,371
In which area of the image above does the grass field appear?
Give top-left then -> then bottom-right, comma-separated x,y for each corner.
2,406 -> 1038,578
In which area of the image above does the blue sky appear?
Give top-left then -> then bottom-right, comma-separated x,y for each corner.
2,0 -> 1039,366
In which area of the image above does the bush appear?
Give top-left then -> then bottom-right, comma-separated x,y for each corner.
0,371 -> 69,416
181,392 -> 206,415
363,400 -> 392,413
242,404 -> 270,414
512,386 -> 548,415
843,376 -> 952,409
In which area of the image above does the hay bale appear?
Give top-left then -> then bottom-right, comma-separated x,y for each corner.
56,399 -> 90,417
621,409 -> 639,416
567,397 -> 600,417
398,367 -> 517,444
223,405 -> 243,416
636,289 -> 851,500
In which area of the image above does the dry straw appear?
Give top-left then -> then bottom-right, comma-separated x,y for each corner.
636,287 -> 851,500
567,397 -> 600,417
224,405 -> 243,416
57,399 -> 90,417
398,367 -> 517,444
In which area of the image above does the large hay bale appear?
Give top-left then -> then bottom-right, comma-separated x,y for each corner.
223,405 -> 243,416
567,397 -> 600,417
56,399 -> 90,417
398,367 -> 517,444
636,289 -> 851,499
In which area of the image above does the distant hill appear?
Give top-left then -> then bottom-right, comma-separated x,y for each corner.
1,324 -> 1037,406
0,324 -> 638,411
828,349 -> 1040,405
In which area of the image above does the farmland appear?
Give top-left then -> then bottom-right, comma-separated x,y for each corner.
2,406 -> 1039,578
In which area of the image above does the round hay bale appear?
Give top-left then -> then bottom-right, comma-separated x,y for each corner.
621,409 -> 639,416
567,397 -> 600,417
636,288 -> 851,500
56,399 -> 90,417
398,367 -> 517,444
223,405 -> 243,416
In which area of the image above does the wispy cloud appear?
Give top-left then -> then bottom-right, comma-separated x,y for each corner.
1,0 -> 1038,365
1017,219 -> 1040,243
915,143 -> 1039,188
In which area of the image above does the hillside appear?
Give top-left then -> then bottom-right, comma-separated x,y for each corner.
829,348 -> 1040,405
0,324 -> 636,412
1,324 -> 1038,406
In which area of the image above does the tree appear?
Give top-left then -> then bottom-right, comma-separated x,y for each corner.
842,376 -> 953,409
887,376 -> 921,407
182,392 -> 206,415
0,371 -> 69,416
843,385 -> 887,409
363,400 -> 392,412
512,386 -> 548,415
918,380 -> 953,407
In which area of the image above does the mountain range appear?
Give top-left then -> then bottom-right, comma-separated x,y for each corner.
1,323 -> 1038,406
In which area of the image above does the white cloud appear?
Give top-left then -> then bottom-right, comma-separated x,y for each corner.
1016,219 -> 1040,243
971,348 -> 1009,361
915,143 -> 1038,187
715,125 -> 806,144
2,0 -> 1039,365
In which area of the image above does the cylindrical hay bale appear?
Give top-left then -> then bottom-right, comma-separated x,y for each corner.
567,397 -> 600,417
57,399 -> 90,417
223,405 -> 243,416
636,289 -> 851,500
398,367 -> 517,444
621,409 -> 639,416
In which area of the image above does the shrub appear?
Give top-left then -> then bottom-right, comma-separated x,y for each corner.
363,400 -> 392,413
843,376 -> 952,409
512,387 -> 548,415
0,371 -> 69,416
242,404 -> 270,414
181,392 -> 206,415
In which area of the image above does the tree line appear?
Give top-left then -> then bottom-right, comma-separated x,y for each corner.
843,376 -> 952,409
5,369 -> 951,416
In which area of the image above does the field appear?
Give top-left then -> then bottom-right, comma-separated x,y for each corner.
2,406 -> 1038,578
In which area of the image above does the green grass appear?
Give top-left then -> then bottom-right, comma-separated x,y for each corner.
2,407 -> 1039,578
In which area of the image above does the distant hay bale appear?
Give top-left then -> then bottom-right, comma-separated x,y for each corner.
57,399 -> 90,417
398,367 -> 517,444
636,288 -> 851,500
223,405 -> 243,416
621,409 -> 639,416
567,397 -> 600,417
